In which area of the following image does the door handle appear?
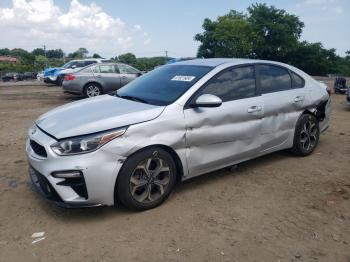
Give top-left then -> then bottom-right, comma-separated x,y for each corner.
294,96 -> 304,103
247,106 -> 262,113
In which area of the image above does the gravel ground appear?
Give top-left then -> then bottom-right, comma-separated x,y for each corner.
0,83 -> 349,262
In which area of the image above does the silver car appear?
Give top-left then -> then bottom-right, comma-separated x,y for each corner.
26,59 -> 331,210
62,63 -> 141,97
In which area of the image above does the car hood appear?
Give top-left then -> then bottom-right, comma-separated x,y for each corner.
44,67 -> 64,76
36,95 -> 165,139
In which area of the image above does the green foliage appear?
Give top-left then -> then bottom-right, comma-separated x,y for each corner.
134,57 -> 169,71
0,48 -> 11,56
67,48 -> 89,59
46,49 -> 64,59
286,42 -> 338,76
116,53 -> 169,71
247,3 -> 304,61
34,55 -> 48,70
195,4 -> 350,76
32,48 -> 45,56
117,53 -> 137,65
195,11 -> 254,58
92,53 -> 102,58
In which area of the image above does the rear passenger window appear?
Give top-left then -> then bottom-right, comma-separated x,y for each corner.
96,65 -> 115,73
198,66 -> 256,102
291,72 -> 305,89
259,65 -> 291,94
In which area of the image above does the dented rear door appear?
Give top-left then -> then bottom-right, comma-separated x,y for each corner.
257,64 -> 307,151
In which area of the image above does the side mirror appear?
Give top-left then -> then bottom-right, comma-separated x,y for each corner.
191,94 -> 222,108
71,65 -> 77,69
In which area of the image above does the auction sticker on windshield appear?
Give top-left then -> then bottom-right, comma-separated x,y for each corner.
171,75 -> 196,82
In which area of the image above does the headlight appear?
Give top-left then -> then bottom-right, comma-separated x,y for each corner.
51,127 -> 127,156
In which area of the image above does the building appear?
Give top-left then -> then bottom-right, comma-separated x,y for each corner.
0,56 -> 17,63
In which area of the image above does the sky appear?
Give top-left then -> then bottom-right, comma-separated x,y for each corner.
0,0 -> 349,58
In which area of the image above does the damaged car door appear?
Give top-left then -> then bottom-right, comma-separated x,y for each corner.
184,65 -> 263,176
257,64 -> 307,152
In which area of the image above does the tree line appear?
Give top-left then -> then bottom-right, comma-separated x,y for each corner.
0,47 -> 169,75
195,3 -> 350,76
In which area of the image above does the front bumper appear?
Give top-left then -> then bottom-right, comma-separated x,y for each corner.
44,76 -> 58,84
26,126 -> 125,207
29,166 -> 102,208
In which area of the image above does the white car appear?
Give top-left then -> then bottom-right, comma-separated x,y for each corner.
26,58 -> 331,211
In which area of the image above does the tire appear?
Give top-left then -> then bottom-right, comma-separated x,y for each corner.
84,83 -> 102,98
116,147 -> 177,211
291,114 -> 320,156
56,75 -> 64,86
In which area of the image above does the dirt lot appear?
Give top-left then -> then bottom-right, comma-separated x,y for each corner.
0,83 -> 349,262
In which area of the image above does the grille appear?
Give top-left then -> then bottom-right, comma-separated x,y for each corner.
29,167 -> 62,202
30,140 -> 47,158
57,176 -> 88,199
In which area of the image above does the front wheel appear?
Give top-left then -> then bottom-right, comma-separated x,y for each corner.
291,114 -> 320,156
56,75 -> 64,86
116,147 -> 177,211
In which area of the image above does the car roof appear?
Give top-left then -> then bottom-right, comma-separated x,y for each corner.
69,58 -> 107,62
172,58 -> 291,68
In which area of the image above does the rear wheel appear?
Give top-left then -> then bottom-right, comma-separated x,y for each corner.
116,147 -> 177,211
84,83 -> 102,98
291,114 -> 320,156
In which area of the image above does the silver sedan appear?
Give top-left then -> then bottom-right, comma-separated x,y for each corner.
26,58 -> 331,211
62,63 -> 141,97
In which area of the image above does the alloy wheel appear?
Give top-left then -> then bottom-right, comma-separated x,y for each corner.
86,85 -> 101,97
299,120 -> 318,151
129,157 -> 171,204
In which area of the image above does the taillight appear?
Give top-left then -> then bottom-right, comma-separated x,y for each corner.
64,74 -> 75,81
326,86 -> 332,96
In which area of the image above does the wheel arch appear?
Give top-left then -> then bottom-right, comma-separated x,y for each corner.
123,144 -> 184,182
301,101 -> 328,123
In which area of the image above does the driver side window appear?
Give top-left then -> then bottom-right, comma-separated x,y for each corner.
197,66 -> 256,102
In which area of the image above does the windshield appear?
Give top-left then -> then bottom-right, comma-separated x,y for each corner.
62,61 -> 76,68
114,65 -> 213,106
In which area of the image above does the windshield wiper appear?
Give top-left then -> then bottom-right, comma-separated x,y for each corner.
115,93 -> 149,104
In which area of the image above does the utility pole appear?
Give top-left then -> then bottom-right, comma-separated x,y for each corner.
165,50 -> 168,58
43,45 -> 48,68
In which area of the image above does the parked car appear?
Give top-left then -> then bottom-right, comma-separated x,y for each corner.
44,58 -> 111,85
346,89 -> 350,106
334,77 -> 348,94
62,63 -> 142,97
26,58 -> 331,210
2,72 -> 15,82
15,73 -> 25,81
24,72 -> 37,80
